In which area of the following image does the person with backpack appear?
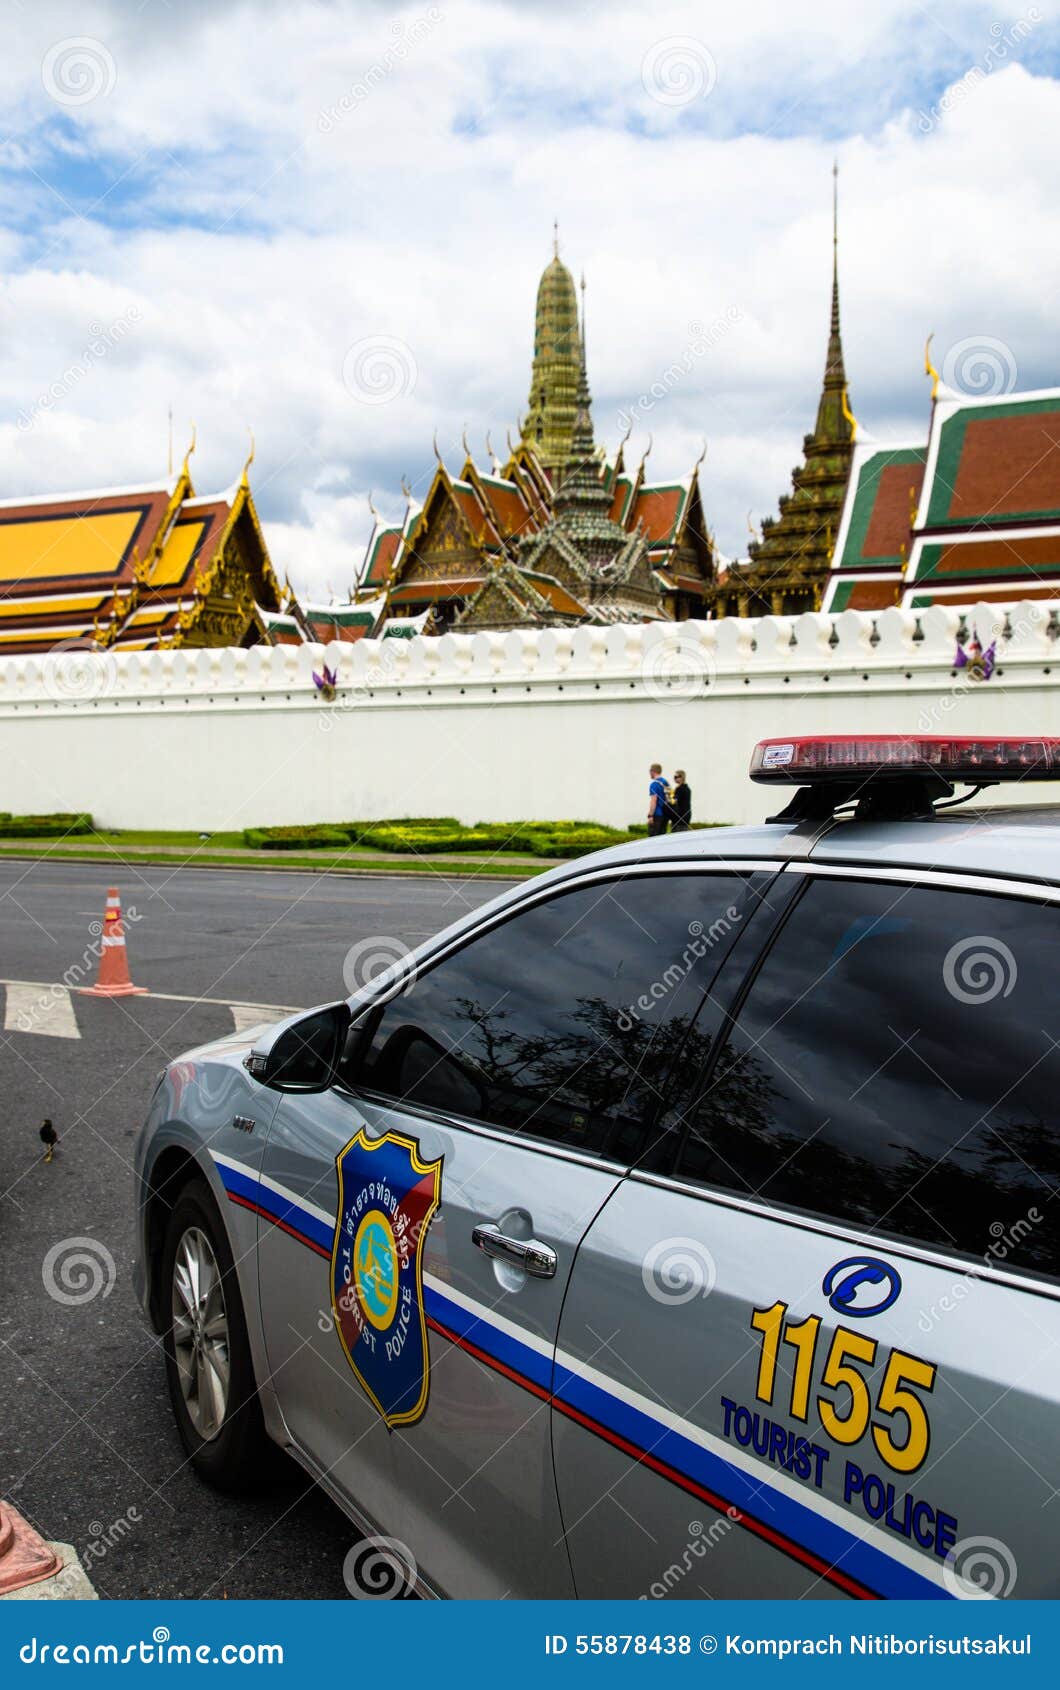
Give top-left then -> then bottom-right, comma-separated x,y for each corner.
647,763 -> 670,837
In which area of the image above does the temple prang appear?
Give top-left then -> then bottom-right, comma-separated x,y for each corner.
711,166 -> 857,619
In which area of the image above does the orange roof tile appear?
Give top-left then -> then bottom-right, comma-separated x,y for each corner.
629,485 -> 685,546
363,525 -> 403,587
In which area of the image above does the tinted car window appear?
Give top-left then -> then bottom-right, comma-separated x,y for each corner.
352,873 -> 757,1160
679,877 -> 1060,1279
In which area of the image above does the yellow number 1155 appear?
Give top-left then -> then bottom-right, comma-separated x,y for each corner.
750,1301 -> 936,1474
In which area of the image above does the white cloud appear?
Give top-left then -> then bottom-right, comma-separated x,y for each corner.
0,0 -> 1057,598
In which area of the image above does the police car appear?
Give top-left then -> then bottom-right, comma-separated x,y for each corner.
134,736 -> 1060,1600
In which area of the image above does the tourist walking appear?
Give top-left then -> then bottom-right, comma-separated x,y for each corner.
647,763 -> 669,837
670,769 -> 692,832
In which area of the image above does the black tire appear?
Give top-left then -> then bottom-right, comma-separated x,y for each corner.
160,1176 -> 275,1493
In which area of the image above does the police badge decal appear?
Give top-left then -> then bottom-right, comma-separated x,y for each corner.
331,1127 -> 443,1428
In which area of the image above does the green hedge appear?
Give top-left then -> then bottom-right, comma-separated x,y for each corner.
627,820 -> 718,835
0,812 -> 93,837
243,825 -> 351,850
480,819 -> 611,833
243,817 -> 636,860
355,826 -> 518,854
526,828 -> 627,858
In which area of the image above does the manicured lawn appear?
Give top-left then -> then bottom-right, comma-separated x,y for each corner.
0,831 -> 551,878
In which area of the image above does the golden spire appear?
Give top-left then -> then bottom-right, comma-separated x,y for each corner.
239,427 -> 255,489
924,333 -> 941,400
524,240 -> 581,473
840,385 -> 859,440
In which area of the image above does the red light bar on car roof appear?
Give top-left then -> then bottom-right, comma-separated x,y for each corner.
750,736 -> 1060,785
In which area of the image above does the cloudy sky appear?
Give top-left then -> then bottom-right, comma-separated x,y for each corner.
1,0 -> 1058,594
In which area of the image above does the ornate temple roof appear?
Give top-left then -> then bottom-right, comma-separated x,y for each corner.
824,386 -> 1060,613
0,451 -> 283,653
822,442 -> 927,612
351,240 -> 716,634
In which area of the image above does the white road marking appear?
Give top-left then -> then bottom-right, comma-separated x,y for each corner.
0,978 -> 300,1015
230,1004 -> 283,1034
3,983 -> 80,1040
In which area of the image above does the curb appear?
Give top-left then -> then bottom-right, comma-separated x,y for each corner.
0,852 -> 536,884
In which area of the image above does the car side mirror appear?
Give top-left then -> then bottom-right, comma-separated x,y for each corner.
245,1003 -> 351,1093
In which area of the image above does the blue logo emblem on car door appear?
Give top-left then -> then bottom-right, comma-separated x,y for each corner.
822,1256 -> 902,1317
331,1127 -> 442,1428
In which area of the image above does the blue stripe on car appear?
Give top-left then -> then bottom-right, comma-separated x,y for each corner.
208,1152 -> 957,1602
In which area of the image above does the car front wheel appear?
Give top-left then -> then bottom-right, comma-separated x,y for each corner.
161,1177 -> 273,1492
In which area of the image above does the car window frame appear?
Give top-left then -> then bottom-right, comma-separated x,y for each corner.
664,860 -> 1060,1300
337,859 -> 784,1172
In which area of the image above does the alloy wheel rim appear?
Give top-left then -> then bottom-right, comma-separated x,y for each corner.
171,1226 -> 231,1441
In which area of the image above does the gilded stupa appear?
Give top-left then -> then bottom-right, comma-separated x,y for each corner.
523,225 -> 583,477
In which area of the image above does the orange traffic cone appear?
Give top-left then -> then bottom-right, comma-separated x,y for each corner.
0,1500 -> 62,1593
84,888 -> 149,997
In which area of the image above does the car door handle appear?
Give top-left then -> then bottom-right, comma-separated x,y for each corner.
472,1222 -> 557,1279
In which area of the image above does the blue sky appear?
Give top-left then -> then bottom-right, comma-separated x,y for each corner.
1,0 -> 1058,593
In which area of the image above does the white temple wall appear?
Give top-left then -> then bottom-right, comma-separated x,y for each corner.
1,605 -> 1058,834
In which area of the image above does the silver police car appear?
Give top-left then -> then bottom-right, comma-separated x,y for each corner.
134,736 -> 1060,1600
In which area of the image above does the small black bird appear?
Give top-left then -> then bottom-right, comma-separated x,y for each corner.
39,1119 -> 58,1164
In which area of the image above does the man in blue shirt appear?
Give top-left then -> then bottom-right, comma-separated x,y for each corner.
647,763 -> 669,838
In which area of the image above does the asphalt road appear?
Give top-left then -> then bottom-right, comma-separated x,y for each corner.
0,862 -> 515,1598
